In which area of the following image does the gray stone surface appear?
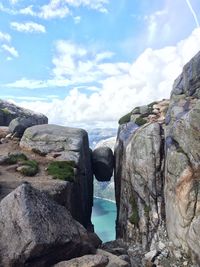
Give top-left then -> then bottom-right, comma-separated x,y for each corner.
164,51 -> 200,263
0,183 -> 95,267
115,122 -> 164,250
92,146 -> 114,182
20,124 -> 93,229
9,116 -> 47,138
0,99 -> 48,126
53,255 -> 109,267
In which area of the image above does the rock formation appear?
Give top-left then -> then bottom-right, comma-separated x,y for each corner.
114,51 -> 200,266
92,146 -> 114,182
0,99 -> 48,127
0,183 -> 96,267
19,124 -> 94,230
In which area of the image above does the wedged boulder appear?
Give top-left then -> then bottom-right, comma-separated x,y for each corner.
20,124 -> 93,229
0,183 -> 95,267
0,99 -> 48,126
9,116 -> 46,138
92,147 -> 114,182
53,254 -> 109,267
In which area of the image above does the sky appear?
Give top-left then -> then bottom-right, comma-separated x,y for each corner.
0,0 -> 200,129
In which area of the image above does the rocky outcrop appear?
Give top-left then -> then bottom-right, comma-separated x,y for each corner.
20,124 -> 93,230
92,147 -> 114,182
0,99 -> 48,126
115,120 -> 165,251
0,183 -> 96,267
164,51 -> 200,262
114,51 -> 200,265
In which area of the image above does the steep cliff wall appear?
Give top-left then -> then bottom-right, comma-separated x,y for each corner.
115,51 -> 200,265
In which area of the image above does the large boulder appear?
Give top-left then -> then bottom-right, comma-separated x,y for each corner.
20,124 -> 93,230
53,254 -> 109,267
0,183 -> 95,267
0,99 -> 48,126
9,116 -> 47,138
92,147 -> 114,182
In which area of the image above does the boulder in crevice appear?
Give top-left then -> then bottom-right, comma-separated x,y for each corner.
92,146 -> 114,182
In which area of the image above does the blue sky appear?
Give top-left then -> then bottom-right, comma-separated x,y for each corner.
0,0 -> 200,128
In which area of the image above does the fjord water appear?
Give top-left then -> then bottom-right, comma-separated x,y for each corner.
92,197 -> 116,242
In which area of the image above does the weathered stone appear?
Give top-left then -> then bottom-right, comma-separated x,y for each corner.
53,255 -> 109,267
164,51 -> 200,264
20,124 -> 93,229
115,122 -> 164,250
0,99 -> 48,126
97,249 -> 130,267
92,146 -> 114,182
0,183 -> 95,267
9,116 -> 47,138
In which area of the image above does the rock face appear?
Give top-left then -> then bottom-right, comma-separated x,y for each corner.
115,121 -> 165,250
164,51 -> 200,262
0,183 -> 95,267
20,124 -> 93,230
92,146 -> 114,182
0,99 -> 48,126
114,51 -> 200,265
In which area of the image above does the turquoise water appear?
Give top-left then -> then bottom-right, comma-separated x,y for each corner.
92,197 -> 117,242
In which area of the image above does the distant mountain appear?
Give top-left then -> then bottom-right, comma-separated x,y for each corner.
87,128 -> 117,149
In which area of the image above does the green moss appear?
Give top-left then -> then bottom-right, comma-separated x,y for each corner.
135,117 -> 147,126
5,153 -> 28,165
129,196 -> 139,225
1,108 -> 11,115
47,161 -> 75,182
118,112 -> 132,125
19,160 -> 39,176
132,107 -> 140,114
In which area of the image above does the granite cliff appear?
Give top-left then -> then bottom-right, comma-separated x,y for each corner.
114,51 -> 200,266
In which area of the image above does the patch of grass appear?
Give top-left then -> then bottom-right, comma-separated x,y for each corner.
5,153 -> 28,165
1,108 -> 11,115
129,196 -> 139,226
135,117 -> 147,126
118,112 -> 132,125
19,160 -> 39,176
47,161 -> 75,182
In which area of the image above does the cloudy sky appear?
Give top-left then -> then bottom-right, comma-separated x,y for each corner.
0,0 -> 200,128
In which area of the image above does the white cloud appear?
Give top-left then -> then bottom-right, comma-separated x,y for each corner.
5,78 -> 70,89
9,0 -> 19,4
73,16 -> 81,24
12,27 -> 200,128
10,21 -> 46,33
16,0 -> 108,19
0,31 -> 11,42
1,44 -> 19,57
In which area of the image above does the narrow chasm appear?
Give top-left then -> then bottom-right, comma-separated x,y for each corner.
89,131 -> 117,243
